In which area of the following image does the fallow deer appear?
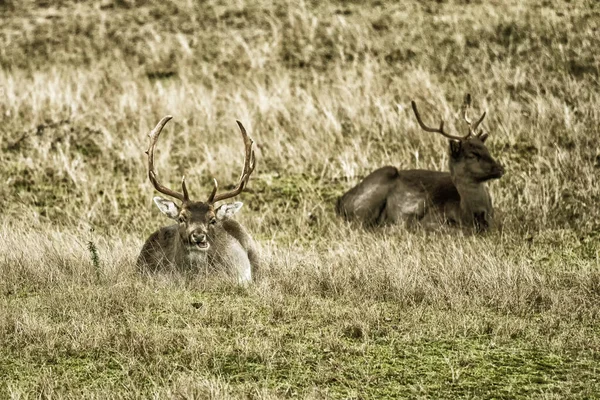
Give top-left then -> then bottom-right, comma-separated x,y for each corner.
137,116 -> 259,283
336,94 -> 505,232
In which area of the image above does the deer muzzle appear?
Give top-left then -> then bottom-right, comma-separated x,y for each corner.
490,163 -> 505,179
190,231 -> 210,251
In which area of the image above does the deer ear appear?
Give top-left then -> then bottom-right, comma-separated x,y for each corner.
216,202 -> 243,220
153,197 -> 180,219
478,133 -> 489,143
449,140 -> 462,158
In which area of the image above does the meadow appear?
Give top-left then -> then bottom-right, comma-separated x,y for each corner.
1,0 -> 599,398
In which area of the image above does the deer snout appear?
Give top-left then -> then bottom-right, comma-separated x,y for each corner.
492,163 -> 505,178
190,230 -> 210,250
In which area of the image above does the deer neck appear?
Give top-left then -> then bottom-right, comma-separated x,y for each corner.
451,176 -> 492,218
169,230 -> 201,267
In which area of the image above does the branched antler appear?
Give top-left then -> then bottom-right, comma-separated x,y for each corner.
146,117 -> 256,205
411,101 -> 470,141
146,115 -> 189,202
207,120 -> 256,204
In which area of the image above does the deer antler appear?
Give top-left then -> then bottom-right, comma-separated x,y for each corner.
411,100 -> 470,141
461,94 -> 486,137
207,120 -> 256,204
146,115 -> 189,203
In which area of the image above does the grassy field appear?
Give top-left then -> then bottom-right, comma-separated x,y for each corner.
1,0 -> 599,398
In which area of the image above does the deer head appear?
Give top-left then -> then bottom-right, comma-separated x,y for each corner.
411,94 -> 504,184
146,116 -> 256,252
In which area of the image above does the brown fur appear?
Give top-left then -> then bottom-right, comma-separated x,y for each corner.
336,136 -> 504,232
137,200 -> 259,283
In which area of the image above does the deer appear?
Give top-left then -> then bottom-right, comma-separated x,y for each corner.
336,94 -> 505,232
136,116 -> 259,284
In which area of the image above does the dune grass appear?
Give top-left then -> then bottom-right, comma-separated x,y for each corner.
1,0 -> 599,398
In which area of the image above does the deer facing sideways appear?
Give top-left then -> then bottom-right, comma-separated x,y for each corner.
137,116 -> 259,283
336,94 -> 505,232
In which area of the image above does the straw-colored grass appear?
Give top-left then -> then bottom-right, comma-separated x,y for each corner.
1,0 -> 599,398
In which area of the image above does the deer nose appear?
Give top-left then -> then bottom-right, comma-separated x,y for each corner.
490,162 -> 505,178
496,164 -> 505,176
191,231 -> 207,244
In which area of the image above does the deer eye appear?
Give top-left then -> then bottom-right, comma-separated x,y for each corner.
209,217 -> 217,225
178,215 -> 187,223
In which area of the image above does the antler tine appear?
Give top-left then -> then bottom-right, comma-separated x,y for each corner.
181,176 -> 189,201
461,94 -> 475,138
471,110 -> 487,134
462,93 -> 473,126
208,120 -> 256,204
411,100 -> 469,141
146,115 -> 189,202
461,94 -> 487,136
207,178 -> 218,204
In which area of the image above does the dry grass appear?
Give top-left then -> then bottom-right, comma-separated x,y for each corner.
1,0 -> 599,398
